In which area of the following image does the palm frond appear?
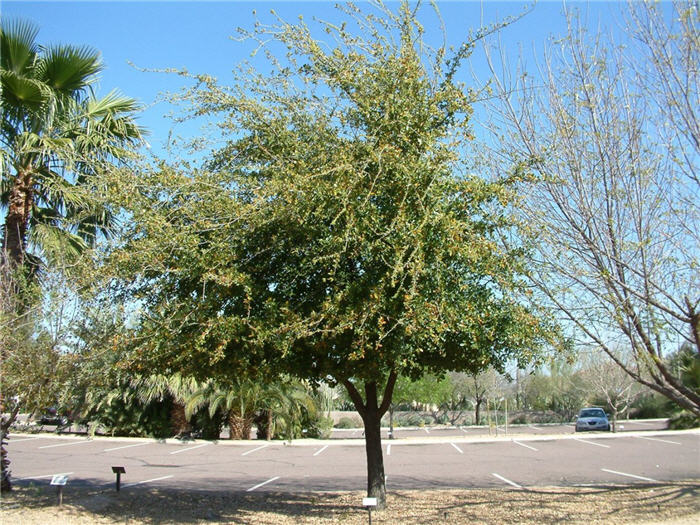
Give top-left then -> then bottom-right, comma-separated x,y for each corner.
36,44 -> 102,96
28,221 -> 88,265
0,19 -> 39,75
1,70 -> 49,111
85,89 -> 140,118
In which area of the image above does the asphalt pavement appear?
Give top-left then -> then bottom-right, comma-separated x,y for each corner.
8,420 -> 698,494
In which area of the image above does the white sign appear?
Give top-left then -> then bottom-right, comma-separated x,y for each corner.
362,497 -> 377,507
50,474 -> 69,486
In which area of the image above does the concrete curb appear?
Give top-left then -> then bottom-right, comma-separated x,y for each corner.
10,426 -> 699,448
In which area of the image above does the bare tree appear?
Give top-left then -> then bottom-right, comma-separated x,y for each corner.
582,351 -> 644,432
480,1 -> 699,415
458,368 -> 505,425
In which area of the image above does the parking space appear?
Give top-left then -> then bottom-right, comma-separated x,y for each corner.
8,427 -> 697,493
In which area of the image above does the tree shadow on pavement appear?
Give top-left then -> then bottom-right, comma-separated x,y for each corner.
2,480 -> 698,524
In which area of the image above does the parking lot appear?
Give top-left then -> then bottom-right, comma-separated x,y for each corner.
329,418 -> 669,440
9,421 -> 698,494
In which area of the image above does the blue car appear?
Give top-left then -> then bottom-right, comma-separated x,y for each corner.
575,407 -> 611,432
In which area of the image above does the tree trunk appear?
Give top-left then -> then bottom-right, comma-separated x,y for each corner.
363,403 -> 385,507
2,167 -> 33,269
475,399 -> 482,426
341,371 -> 397,511
0,402 -> 20,492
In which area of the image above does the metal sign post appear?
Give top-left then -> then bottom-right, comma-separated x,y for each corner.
362,497 -> 377,524
50,474 -> 69,506
111,466 -> 126,491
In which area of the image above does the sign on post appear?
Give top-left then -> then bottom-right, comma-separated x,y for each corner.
362,497 -> 378,525
111,466 -> 126,491
50,474 -> 69,506
50,474 -> 69,486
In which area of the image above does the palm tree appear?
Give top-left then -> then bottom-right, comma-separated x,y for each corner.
132,373 -> 200,437
0,19 -> 143,493
0,19 -> 143,273
185,377 -> 321,441
186,378 -> 263,440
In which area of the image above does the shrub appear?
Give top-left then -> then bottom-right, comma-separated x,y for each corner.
335,416 -> 361,429
395,413 -> 428,427
631,394 -> 670,419
668,411 -> 699,430
306,415 -> 334,439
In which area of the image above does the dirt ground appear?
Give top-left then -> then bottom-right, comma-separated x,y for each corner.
1,481 -> 698,524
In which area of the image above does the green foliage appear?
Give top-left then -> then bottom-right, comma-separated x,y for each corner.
668,344 -> 700,394
79,384 -> 172,438
631,394 -> 671,419
521,361 -> 588,421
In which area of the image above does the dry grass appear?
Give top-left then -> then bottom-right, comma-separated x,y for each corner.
1,481 -> 698,524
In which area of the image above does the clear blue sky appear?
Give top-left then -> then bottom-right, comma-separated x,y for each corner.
2,1 -> 629,155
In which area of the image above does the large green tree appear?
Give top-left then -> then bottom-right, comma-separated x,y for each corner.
109,2 -> 554,508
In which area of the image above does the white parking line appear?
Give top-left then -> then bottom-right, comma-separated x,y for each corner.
492,473 -> 522,488
450,442 -> 463,454
461,427 -> 469,433
169,442 -> 212,455
313,445 -> 328,456
247,476 -> 280,492
7,437 -> 41,443
387,444 -> 391,456
38,440 -> 91,449
17,471 -> 73,481
513,440 -> 538,451
424,428 -> 430,434
104,442 -> 150,452
634,436 -> 682,445
573,438 -> 610,448
601,468 -> 658,482
528,424 -> 543,431
242,444 -> 269,456
122,475 -> 174,488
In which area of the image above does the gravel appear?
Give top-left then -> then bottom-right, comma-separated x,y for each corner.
1,481 -> 698,524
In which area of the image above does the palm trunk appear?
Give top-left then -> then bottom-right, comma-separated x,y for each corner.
228,412 -> 253,440
170,402 -> 190,436
2,167 -> 33,269
253,410 -> 272,440
0,167 -> 34,493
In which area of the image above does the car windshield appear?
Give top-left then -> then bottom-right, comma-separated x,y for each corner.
580,409 -> 605,418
